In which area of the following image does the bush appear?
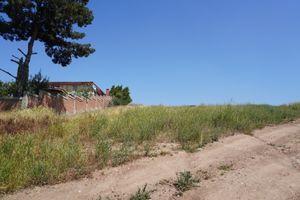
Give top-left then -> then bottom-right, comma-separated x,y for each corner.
130,184 -> 152,200
110,85 -> 132,105
173,171 -> 199,196
0,81 -> 17,97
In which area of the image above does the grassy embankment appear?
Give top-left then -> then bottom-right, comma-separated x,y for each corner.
0,104 -> 300,192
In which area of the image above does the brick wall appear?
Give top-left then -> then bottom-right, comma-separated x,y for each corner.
0,93 -> 112,115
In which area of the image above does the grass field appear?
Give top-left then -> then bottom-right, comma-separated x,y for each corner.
1,103 -> 300,192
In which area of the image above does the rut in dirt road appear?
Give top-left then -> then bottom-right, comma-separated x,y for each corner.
2,121 -> 300,200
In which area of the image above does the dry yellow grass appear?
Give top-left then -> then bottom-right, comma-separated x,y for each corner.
0,103 -> 300,192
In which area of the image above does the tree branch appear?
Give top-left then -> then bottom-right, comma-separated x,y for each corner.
18,48 -> 27,57
12,55 -> 21,60
0,68 -> 17,79
10,59 -> 20,65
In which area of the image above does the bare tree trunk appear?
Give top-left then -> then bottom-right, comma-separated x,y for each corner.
15,28 -> 37,96
15,58 -> 24,96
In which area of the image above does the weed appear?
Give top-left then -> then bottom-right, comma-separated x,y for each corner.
111,142 -> 132,167
96,195 -> 119,200
196,169 -> 211,180
217,163 -> 234,171
173,171 -> 199,196
30,161 -> 49,185
130,184 -> 152,200
95,138 -> 112,167
143,143 -> 151,157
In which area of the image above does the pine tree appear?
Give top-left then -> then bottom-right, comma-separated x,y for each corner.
0,0 -> 95,96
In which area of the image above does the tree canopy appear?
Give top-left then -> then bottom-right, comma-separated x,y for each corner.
110,85 -> 132,106
28,71 -> 49,95
0,0 -> 95,96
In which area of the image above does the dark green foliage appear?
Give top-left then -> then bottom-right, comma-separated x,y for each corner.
0,0 -> 95,96
0,0 -> 95,65
110,85 -> 132,106
0,71 -> 48,96
0,81 -> 17,97
28,71 -> 49,95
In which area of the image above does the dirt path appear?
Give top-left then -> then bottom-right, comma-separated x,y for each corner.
2,121 -> 300,200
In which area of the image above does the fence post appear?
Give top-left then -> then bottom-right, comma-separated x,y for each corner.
85,98 -> 88,111
73,98 -> 76,114
21,94 -> 28,109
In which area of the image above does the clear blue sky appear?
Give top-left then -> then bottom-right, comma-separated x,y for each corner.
1,0 -> 300,105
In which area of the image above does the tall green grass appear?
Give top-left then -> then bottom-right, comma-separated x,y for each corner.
0,104 -> 300,192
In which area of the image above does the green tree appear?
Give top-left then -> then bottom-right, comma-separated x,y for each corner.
0,81 -> 17,97
0,71 -> 48,97
28,71 -> 49,95
0,0 -> 95,96
110,85 -> 132,106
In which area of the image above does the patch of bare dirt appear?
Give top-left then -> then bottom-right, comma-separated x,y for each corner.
2,121 -> 300,200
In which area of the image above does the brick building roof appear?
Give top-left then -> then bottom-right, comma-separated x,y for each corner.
48,81 -> 104,96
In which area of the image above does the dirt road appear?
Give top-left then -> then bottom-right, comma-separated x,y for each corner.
2,121 -> 300,200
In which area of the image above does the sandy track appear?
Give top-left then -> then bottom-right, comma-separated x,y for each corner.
2,121 -> 300,200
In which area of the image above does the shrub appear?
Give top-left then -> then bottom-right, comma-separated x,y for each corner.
110,85 -> 132,106
0,81 -> 17,97
130,184 -> 152,200
173,171 -> 199,196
